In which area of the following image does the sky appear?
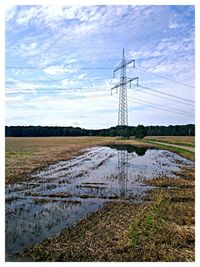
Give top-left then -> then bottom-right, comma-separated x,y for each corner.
5,4 -> 195,129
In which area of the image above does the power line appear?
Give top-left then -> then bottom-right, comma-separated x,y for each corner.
136,66 -> 194,89
137,84 -> 194,104
6,64 -> 194,90
6,84 -> 195,112
6,64 -> 115,83
127,96 -> 193,117
128,98 -> 193,118
6,66 -> 114,70
128,87 -> 194,107
111,93 -> 193,118
6,93 -> 115,104
6,77 -> 114,83
6,64 -> 194,91
5,87 -> 110,94
128,95 -> 193,115
5,90 -> 109,94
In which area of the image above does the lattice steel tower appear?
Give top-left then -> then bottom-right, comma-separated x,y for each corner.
111,49 -> 138,136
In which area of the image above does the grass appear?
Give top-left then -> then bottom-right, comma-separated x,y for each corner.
141,139 -> 195,161
151,140 -> 195,148
129,195 -> 168,248
144,136 -> 195,147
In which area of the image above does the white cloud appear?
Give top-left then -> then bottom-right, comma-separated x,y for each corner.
5,5 -> 17,22
43,64 -> 79,75
21,42 -> 38,50
130,34 -> 194,60
5,5 -> 195,127
168,21 -> 179,29
6,78 -> 41,91
16,6 -> 41,25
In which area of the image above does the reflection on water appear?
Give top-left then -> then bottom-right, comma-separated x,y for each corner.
108,144 -> 150,155
5,145 -> 193,259
118,150 -> 128,197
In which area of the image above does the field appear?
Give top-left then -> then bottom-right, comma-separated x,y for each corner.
144,136 -> 195,147
143,136 -> 195,161
5,137 -> 195,261
5,137 -> 151,184
5,137 -> 114,184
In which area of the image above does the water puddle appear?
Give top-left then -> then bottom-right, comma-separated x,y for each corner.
5,145 -> 193,258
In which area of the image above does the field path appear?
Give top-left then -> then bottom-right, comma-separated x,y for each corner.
149,141 -> 195,152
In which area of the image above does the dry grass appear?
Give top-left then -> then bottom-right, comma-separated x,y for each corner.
5,137 -> 105,184
5,137 -> 150,184
19,165 -> 195,262
144,136 -> 195,146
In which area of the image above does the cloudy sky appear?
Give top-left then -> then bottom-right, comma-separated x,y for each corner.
5,5 -> 195,128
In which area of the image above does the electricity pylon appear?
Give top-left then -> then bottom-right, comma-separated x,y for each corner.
111,49 -> 138,137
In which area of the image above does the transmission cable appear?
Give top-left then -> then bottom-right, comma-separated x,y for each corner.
137,84 -> 194,104
127,96 -> 193,118
128,88 -> 194,107
136,66 -> 194,89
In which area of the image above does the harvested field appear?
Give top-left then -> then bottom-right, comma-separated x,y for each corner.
5,138 -> 195,261
5,137 -> 152,184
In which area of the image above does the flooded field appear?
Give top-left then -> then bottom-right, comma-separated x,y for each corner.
5,145 -> 193,259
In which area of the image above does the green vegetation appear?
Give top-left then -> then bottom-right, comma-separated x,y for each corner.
142,139 -> 195,161
149,140 -> 194,147
130,195 -> 169,248
144,136 -> 195,147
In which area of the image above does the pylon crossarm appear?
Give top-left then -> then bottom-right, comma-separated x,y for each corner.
114,59 -> 135,76
125,59 -> 135,68
111,83 -> 121,95
111,83 -> 120,90
113,62 -> 124,75
113,69 -> 120,78
127,77 -> 139,87
112,77 -> 138,89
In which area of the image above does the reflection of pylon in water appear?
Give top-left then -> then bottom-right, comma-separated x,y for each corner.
117,150 -> 128,197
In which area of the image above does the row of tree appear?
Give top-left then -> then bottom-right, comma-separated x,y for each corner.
5,124 -> 195,138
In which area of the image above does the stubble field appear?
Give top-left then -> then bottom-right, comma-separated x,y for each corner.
5,136 -> 195,261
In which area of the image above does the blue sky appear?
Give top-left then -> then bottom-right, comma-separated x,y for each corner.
5,5 -> 195,128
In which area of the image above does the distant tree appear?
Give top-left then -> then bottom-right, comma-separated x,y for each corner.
135,124 -> 146,139
123,126 -> 131,138
5,124 -> 195,137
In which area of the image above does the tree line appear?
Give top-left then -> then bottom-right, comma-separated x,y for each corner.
5,124 -> 195,138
